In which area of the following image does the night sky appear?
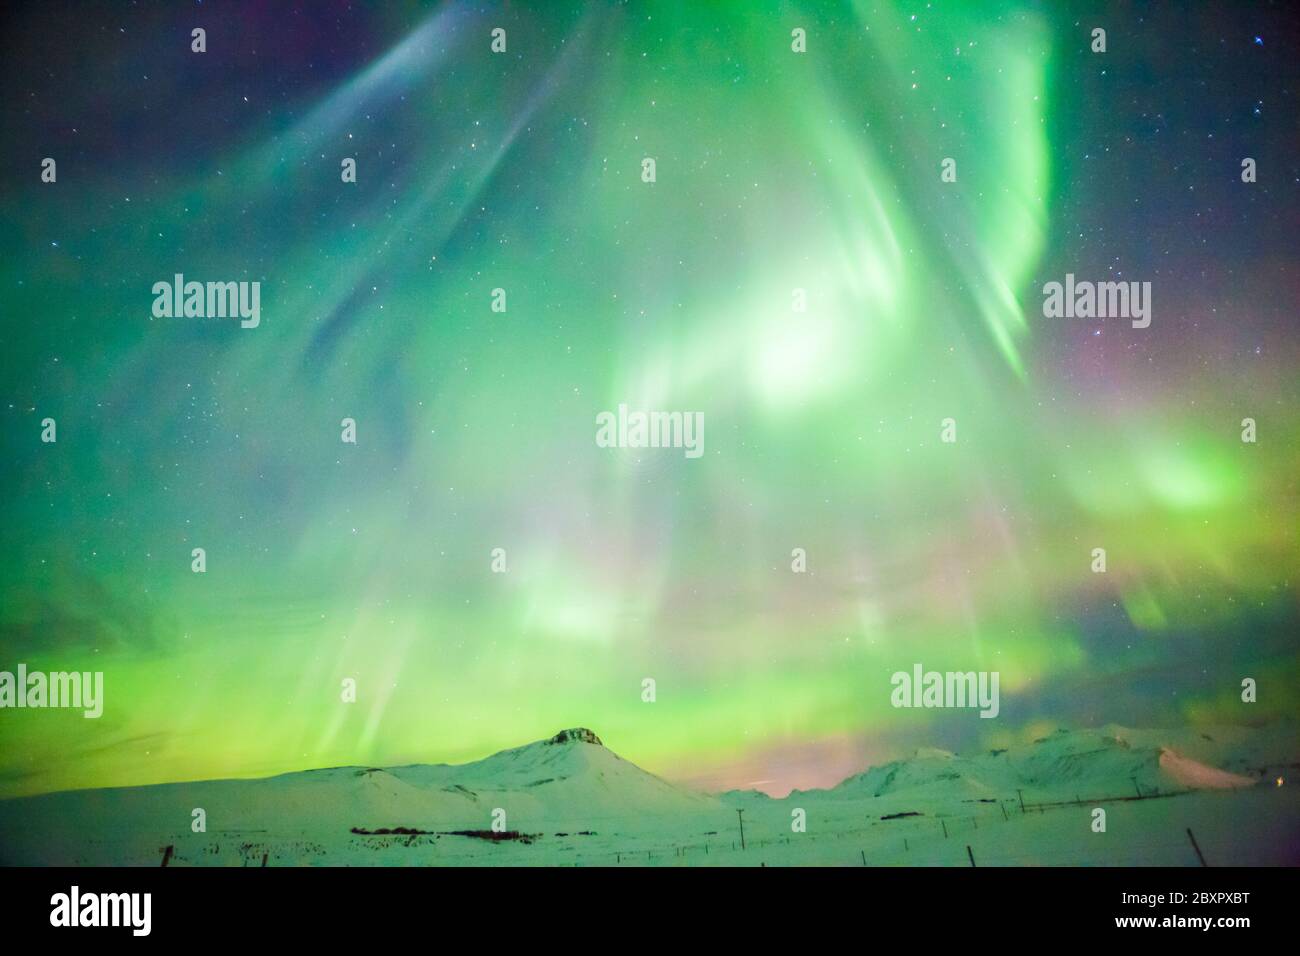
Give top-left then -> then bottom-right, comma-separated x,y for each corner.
1,1 -> 1296,798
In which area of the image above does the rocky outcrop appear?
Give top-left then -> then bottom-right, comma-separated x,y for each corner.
549,728 -> 603,746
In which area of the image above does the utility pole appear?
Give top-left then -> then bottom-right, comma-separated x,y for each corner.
736,808 -> 746,850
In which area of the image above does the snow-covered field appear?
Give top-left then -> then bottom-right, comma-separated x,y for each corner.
1,724 -> 1295,866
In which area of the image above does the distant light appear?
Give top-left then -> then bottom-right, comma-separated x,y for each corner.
1277,776 -> 1285,787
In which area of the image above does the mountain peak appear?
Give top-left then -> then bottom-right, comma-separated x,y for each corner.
549,728 -> 603,746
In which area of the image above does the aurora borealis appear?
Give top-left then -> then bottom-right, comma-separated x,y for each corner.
1,1 -> 1297,799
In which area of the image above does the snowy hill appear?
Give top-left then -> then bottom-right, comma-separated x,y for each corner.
0,727 -> 719,864
826,728 -> 1187,803
381,726 -> 718,825
751,725 -> 1281,808
0,723 -> 1294,866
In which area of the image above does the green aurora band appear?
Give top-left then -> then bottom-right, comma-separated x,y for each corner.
1,2 -> 1296,796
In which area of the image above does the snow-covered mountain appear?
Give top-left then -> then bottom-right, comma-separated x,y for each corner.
789,727 -> 1264,804
377,726 -> 719,825
0,727 -> 719,864
0,723 -> 1294,866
